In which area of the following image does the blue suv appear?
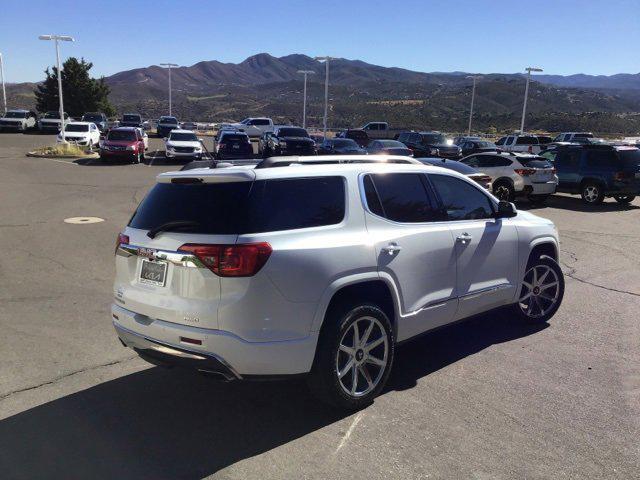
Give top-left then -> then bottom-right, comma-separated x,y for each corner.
542,145 -> 640,204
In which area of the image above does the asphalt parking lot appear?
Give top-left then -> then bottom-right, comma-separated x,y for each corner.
0,132 -> 639,479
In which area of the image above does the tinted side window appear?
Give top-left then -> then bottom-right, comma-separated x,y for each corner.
461,155 -> 479,167
367,173 -> 438,223
516,136 -> 538,145
583,150 -> 616,169
363,175 -> 384,217
249,177 -> 345,232
495,137 -> 506,146
430,174 -> 494,221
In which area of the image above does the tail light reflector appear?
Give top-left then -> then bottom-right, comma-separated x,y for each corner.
179,243 -> 272,277
115,232 -> 129,254
514,168 -> 536,176
614,171 -> 633,181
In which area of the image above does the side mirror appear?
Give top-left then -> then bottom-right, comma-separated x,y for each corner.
496,201 -> 517,218
163,137 -> 168,142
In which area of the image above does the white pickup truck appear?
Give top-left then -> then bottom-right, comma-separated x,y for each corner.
495,134 -> 548,154
360,122 -> 408,140
224,117 -> 274,138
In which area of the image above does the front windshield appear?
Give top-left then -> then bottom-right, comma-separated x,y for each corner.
108,130 -> 136,141
123,115 -> 141,122
170,132 -> 198,142
422,134 -> 446,144
333,139 -> 359,148
82,115 -> 102,122
160,117 -> 178,125
5,111 -> 28,118
477,141 -> 496,148
64,124 -> 89,132
278,128 -> 308,137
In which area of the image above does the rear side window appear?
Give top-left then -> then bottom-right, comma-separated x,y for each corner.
429,174 -> 494,221
365,173 -> 439,223
129,177 -> 345,234
583,150 -> 616,168
495,137 -> 506,146
516,136 -> 538,145
519,158 -> 553,168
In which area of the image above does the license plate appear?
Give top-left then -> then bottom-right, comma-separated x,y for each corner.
140,259 -> 168,286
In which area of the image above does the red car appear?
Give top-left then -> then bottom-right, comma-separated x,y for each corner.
100,127 -> 146,163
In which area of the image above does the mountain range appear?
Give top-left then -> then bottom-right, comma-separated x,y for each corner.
6,53 -> 640,134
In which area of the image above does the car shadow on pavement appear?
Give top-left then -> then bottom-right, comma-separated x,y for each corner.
530,194 -> 640,213
0,310 -> 546,479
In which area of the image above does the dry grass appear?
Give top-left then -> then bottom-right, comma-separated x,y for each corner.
29,143 -> 94,158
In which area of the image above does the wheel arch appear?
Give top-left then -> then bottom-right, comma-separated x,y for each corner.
579,176 -> 606,189
493,176 -> 514,187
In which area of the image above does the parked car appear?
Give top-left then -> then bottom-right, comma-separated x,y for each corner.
112,157 -> 564,409
157,116 -> 179,138
396,131 -> 462,158
367,139 -> 413,156
120,113 -> 143,128
0,109 -> 37,131
56,122 -> 101,149
165,129 -> 204,160
260,126 -> 316,157
38,111 -> 70,133
458,139 -> 499,157
309,134 -> 325,146
418,157 -> 492,189
495,134 -> 546,154
318,138 -> 367,155
227,117 -> 275,138
216,131 -> 253,160
336,129 -> 370,148
360,122 -> 407,140
135,127 -> 149,151
181,121 -> 199,131
543,144 -> 640,204
461,152 -> 558,203
81,112 -> 108,133
552,132 -> 593,143
99,127 -> 146,163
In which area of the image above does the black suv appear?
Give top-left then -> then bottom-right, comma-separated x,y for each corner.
81,112 -> 108,133
216,131 -> 254,160
260,126 -> 316,157
120,113 -> 143,128
543,144 -> 640,204
397,131 -> 462,159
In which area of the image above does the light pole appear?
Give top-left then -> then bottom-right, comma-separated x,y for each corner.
314,56 -> 334,138
0,53 -> 6,115
297,70 -> 315,129
466,75 -> 482,136
160,63 -> 178,115
39,35 -> 74,143
520,67 -> 543,133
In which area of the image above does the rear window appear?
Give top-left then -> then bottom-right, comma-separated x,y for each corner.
519,157 -> 553,168
160,117 -> 178,124
123,114 -> 141,122
221,134 -> 249,143
516,136 -> 539,145
618,149 -> 640,169
277,128 -> 308,137
65,124 -> 89,132
129,177 -> 345,234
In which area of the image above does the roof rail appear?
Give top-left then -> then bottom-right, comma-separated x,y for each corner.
254,155 -> 423,169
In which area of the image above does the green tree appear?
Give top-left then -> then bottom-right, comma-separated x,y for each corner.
34,57 -> 115,117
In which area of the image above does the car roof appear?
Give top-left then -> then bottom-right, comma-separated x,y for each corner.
169,129 -> 195,134
65,121 -> 92,126
110,126 -> 137,132
156,155 -> 472,183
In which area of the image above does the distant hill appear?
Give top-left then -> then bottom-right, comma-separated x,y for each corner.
6,54 -> 640,134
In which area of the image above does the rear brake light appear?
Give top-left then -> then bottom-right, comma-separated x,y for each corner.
178,243 -> 272,277
115,232 -> 129,253
218,143 -> 226,150
514,168 -> 536,176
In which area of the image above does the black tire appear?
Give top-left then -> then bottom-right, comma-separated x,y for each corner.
581,182 -> 604,205
308,303 -> 395,410
528,194 -> 550,204
614,195 -> 635,204
508,255 -> 564,324
493,181 -> 515,202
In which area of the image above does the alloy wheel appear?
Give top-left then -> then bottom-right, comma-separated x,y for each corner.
583,185 -> 599,203
336,316 -> 389,398
518,264 -> 560,318
494,185 -> 511,201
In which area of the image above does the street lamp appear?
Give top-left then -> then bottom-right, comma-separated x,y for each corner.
466,75 -> 482,136
520,67 -> 543,133
0,53 -> 6,115
314,56 -> 335,138
160,63 -> 179,115
297,70 -> 315,129
39,35 -> 74,143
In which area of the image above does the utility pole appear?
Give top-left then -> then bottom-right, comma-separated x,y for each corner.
160,63 -> 179,115
297,70 -> 315,129
520,67 -> 543,133
466,75 -> 482,136
39,35 -> 75,143
314,56 -> 335,138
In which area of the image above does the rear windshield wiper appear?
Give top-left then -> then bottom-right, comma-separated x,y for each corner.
147,220 -> 202,239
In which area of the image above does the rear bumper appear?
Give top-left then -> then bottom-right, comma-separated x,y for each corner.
100,149 -> 135,158
112,303 -> 318,376
523,180 -> 557,196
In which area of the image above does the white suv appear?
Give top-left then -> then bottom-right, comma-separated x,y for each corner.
56,122 -> 101,148
461,152 -> 558,203
165,129 -> 204,159
112,155 -> 564,409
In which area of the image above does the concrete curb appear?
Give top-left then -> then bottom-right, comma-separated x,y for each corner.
26,151 -> 100,160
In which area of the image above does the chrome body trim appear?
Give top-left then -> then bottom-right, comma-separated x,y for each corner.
116,243 -> 206,268
459,283 -> 513,301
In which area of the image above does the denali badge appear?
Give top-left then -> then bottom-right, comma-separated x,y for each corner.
137,247 -> 156,260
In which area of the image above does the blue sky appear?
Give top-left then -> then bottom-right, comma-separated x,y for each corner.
1,0 -> 638,83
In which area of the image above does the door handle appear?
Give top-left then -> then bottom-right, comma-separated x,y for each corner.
456,233 -> 472,244
382,243 -> 402,255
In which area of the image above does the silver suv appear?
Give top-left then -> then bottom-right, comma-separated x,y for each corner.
112,155 -> 564,409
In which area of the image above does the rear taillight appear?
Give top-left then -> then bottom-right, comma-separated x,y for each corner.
514,168 -> 536,176
179,243 -> 272,277
115,232 -> 129,254
614,171 -> 633,181
218,143 -> 226,150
